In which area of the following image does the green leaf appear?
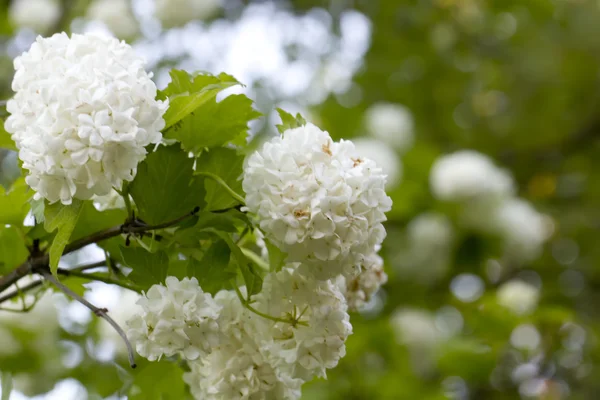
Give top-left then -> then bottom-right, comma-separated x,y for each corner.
129,145 -> 205,225
70,202 -> 126,242
1,372 -> 13,400
161,70 -> 240,130
120,247 -> 169,290
276,108 -> 307,134
0,119 -> 16,151
44,200 -> 84,276
165,94 -> 260,154
265,238 -> 286,273
0,178 -> 30,226
128,361 -> 185,400
167,259 -> 188,280
207,229 -> 263,297
187,239 -> 236,294
195,147 -> 244,211
29,197 -> 45,223
0,225 -> 28,274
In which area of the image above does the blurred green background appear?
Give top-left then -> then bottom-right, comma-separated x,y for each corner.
1,0 -> 600,399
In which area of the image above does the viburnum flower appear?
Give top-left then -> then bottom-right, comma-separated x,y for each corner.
338,251 -> 387,312
352,138 -> 402,189
364,102 -> 414,152
184,290 -> 303,400
5,32 -> 168,204
9,0 -> 60,33
429,150 -> 514,202
86,0 -> 139,39
242,123 -> 392,280
253,267 -> 353,381
126,277 -> 221,361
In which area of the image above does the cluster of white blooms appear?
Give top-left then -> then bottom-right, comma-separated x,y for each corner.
364,102 -> 414,153
243,123 -> 392,281
5,33 -> 168,204
9,0 -> 60,33
429,150 -> 552,263
390,308 -> 442,348
430,150 -> 514,202
497,280 -> 540,316
154,0 -> 222,28
337,251 -> 388,312
86,0 -> 139,39
126,277 -> 221,361
130,268 -> 351,399
92,189 -> 126,211
352,138 -> 402,189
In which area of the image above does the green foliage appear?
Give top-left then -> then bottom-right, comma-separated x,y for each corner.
195,147 -> 245,211
160,70 -> 239,130
44,200 -> 83,276
265,238 -> 286,272
0,225 -> 28,274
120,247 -> 169,290
166,94 -> 260,154
129,145 -> 205,225
0,120 -> 15,151
1,372 -> 12,400
128,361 -> 186,400
276,108 -> 306,134
0,178 -> 29,226
188,239 -> 236,294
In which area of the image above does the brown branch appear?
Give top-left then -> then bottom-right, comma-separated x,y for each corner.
0,279 -> 44,305
41,270 -> 137,369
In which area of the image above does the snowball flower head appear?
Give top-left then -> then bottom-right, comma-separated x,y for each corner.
497,280 -> 540,315
352,138 -> 402,189
406,212 -> 454,249
365,102 -> 414,152
243,123 -> 392,280
493,198 -> 552,262
126,277 -> 221,361
339,251 -> 387,312
155,0 -> 222,28
5,33 -> 168,204
87,0 -> 139,39
430,150 -> 514,202
9,0 -> 60,33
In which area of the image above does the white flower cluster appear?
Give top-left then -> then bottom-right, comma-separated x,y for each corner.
127,277 -> 221,361
129,268 -> 351,399
365,102 -> 414,153
497,280 -> 540,316
243,123 -> 392,281
352,138 -> 402,189
429,150 -> 552,263
337,251 -> 388,312
9,0 -> 60,33
86,0 -> 139,39
5,33 -> 168,205
154,0 -> 222,28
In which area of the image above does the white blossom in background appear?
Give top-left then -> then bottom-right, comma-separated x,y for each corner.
352,138 -> 402,189
406,212 -> 454,250
9,0 -> 60,33
98,289 -> 141,353
184,290 -> 303,400
92,189 -> 126,211
126,277 -> 221,361
365,102 -> 414,153
253,267 -> 352,382
429,150 -> 514,202
390,308 -> 441,348
87,0 -> 139,39
5,33 -> 168,204
497,280 -> 540,316
154,0 -> 222,28
338,251 -> 388,312
243,123 -> 392,280
492,198 -> 553,262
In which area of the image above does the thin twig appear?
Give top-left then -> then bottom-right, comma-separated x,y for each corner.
70,260 -> 107,273
0,280 -> 43,304
195,171 -> 246,205
41,270 -> 137,369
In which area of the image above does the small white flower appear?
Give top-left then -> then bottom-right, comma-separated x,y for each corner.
5,33 -> 168,205
9,0 -> 60,33
92,189 -> 126,211
253,267 -> 352,381
339,251 -> 387,312
390,308 -> 440,348
154,0 -> 222,28
126,277 -> 221,361
429,150 -> 514,202
365,102 -> 414,152
352,138 -> 402,189
497,280 -> 540,316
87,0 -> 139,39
243,123 -> 392,280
